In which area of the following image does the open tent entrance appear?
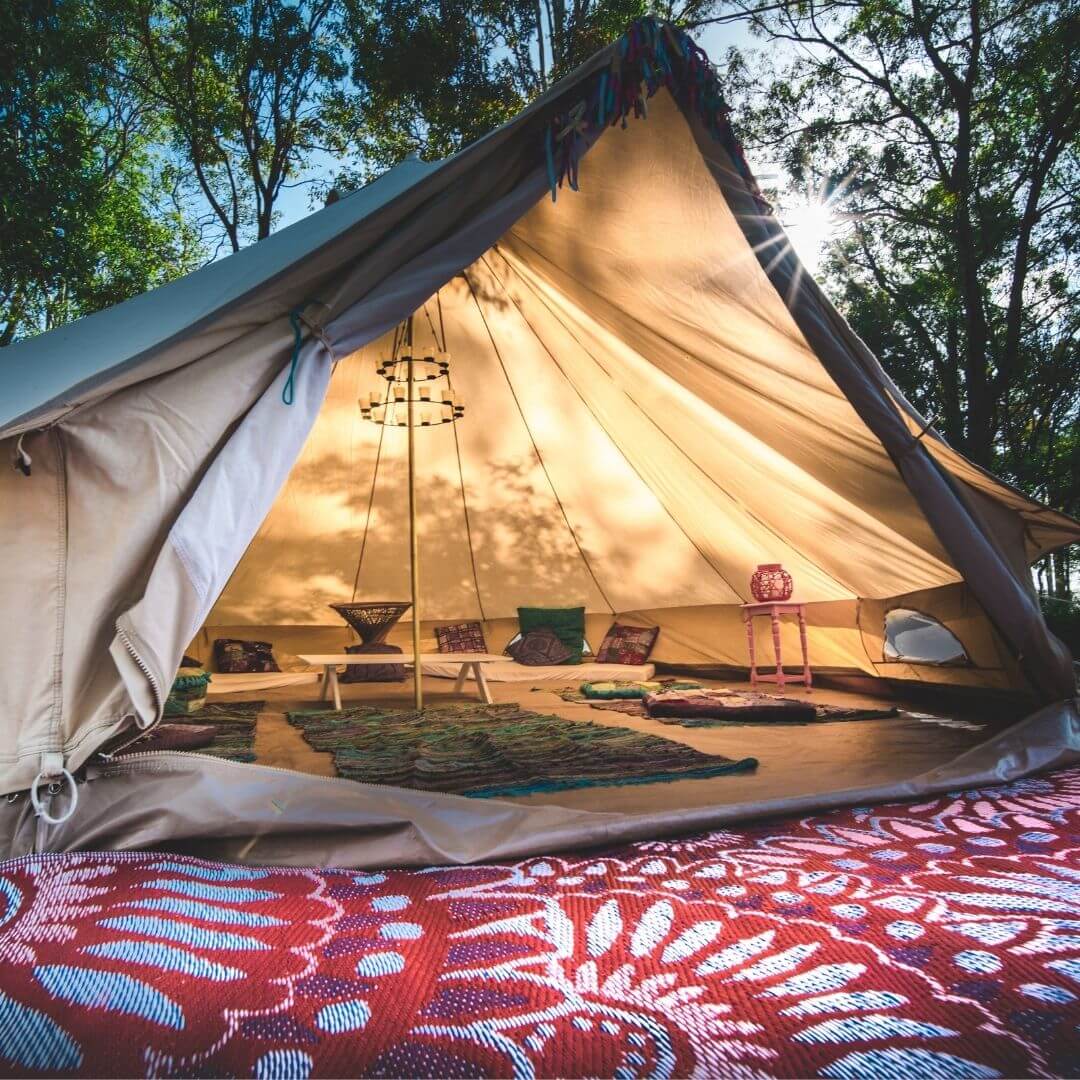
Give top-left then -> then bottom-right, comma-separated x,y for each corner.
2,23 -> 1075,863
179,92 -> 1038,814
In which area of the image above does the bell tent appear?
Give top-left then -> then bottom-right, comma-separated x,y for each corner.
1,19 -> 1077,865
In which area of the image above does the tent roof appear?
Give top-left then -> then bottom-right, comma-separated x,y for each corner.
0,156 -> 440,435
0,33 -> 616,438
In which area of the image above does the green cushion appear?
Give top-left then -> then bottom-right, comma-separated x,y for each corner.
581,680 -> 702,700
518,606 -> 585,665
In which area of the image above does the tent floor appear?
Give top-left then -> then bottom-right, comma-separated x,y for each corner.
244,676 -> 1017,814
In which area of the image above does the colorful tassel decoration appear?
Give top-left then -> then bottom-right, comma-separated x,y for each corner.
545,16 -> 769,211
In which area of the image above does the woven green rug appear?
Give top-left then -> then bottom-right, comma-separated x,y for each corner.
286,703 -> 757,798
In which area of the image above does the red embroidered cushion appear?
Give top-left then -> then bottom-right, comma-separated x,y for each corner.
434,622 -> 487,654
596,623 -> 660,665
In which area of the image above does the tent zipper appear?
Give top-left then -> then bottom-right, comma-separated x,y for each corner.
114,622 -> 164,708
108,619 -> 165,760
96,723 -> 167,762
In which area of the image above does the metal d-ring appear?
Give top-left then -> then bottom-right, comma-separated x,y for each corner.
29,767 -> 79,825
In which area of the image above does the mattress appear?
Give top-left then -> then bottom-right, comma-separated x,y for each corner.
206,671 -> 318,694
424,660 -> 656,683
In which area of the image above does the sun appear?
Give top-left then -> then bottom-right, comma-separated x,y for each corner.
782,199 -> 837,274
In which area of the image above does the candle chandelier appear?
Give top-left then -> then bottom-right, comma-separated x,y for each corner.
360,344 -> 464,428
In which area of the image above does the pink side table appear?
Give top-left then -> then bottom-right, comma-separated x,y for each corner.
740,601 -> 812,690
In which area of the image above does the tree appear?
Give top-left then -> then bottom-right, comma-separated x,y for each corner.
0,0 -> 201,344
124,0 -> 351,252
329,0 -> 722,187
716,0 -> 1079,596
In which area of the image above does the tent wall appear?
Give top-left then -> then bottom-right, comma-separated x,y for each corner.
193,587 -> 1021,691
0,319 -> 305,795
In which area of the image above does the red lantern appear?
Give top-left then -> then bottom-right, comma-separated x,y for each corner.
750,563 -> 793,602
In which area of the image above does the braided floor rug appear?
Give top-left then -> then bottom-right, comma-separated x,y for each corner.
1,766 -> 1079,1077
286,703 -> 758,797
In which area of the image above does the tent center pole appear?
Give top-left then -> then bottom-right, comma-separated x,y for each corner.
406,316 -> 423,710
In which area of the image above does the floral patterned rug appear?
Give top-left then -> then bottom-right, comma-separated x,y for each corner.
1,767 -> 1078,1077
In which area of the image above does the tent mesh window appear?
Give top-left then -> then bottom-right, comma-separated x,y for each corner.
883,608 -> 969,665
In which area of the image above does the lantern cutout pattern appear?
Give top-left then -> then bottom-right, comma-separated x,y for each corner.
750,563 -> 793,602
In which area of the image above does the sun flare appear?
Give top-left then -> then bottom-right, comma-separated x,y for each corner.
782,199 -> 837,273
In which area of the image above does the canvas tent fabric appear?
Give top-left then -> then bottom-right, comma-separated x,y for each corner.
0,18 -> 1077,864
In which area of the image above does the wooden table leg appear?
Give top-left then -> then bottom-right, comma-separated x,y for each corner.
329,665 -> 342,711
798,607 -> 812,689
452,662 -> 470,695
770,608 -> 785,689
743,610 -> 757,687
319,665 -> 330,702
473,663 -> 493,705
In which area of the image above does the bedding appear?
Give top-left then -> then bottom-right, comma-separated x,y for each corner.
424,660 -> 656,683
212,638 -> 280,674
163,667 -> 211,716
207,672 -> 318,694
1,766 -> 1077,1077
338,642 -> 406,683
505,627 -> 574,666
645,687 -> 817,722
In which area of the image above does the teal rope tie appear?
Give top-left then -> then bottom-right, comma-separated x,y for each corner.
282,301 -> 331,405
283,309 -> 304,405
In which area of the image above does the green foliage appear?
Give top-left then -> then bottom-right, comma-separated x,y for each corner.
0,0 -> 202,343
326,0 -> 719,189
122,0 -> 352,250
1041,594 -> 1080,658
721,0 -> 1079,543
719,0 -> 1079,597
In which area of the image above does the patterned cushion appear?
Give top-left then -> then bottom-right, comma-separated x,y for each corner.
213,639 -> 280,674
596,623 -> 660,665
339,643 -> 406,683
118,723 -> 218,754
506,628 -> 575,667
516,607 -> 585,664
435,622 -> 487,654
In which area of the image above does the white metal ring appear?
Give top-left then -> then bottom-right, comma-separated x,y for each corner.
29,768 -> 78,825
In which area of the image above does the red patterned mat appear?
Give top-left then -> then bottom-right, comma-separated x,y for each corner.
1,768 -> 1079,1078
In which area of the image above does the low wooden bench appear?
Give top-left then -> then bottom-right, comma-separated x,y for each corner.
298,653 -> 506,710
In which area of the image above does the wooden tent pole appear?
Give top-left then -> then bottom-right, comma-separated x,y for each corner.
406,315 -> 423,710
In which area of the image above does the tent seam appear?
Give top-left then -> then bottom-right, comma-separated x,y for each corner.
422,297 -> 487,621
464,263 -> 617,617
352,338 -> 395,605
